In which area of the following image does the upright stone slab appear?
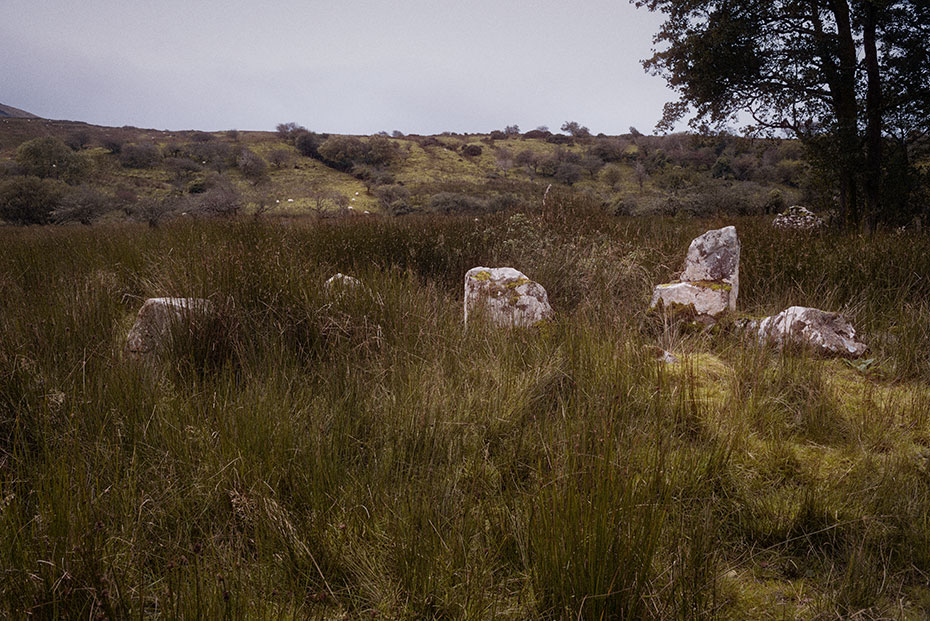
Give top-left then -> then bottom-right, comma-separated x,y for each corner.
464,267 -> 553,328
746,306 -> 867,358
650,226 -> 740,321
126,297 -> 213,356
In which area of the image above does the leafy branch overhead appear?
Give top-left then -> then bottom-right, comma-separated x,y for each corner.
632,0 -> 930,228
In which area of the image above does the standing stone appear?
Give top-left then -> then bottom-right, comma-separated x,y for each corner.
464,267 -> 553,327
126,297 -> 213,356
745,306 -> 867,358
650,226 -> 740,321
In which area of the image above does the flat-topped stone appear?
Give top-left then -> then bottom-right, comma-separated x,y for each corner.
464,267 -> 553,328
650,281 -> 732,319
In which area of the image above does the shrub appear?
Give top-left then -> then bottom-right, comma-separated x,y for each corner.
295,132 -> 327,159
101,138 -> 124,154
65,130 -> 92,150
589,138 -> 630,162
545,134 -> 574,145
560,121 -> 590,137
16,137 -> 89,183
119,143 -> 161,169
523,129 -> 551,140
183,141 -> 235,171
195,174 -> 242,217
53,185 -> 110,224
268,149 -> 295,169
601,164 -> 624,187
0,176 -> 66,224
426,192 -> 487,214
317,136 -> 369,171
237,149 -> 269,185
461,144 -> 483,157
554,163 -> 584,185
489,130 -> 506,141
276,122 -> 306,143
374,184 -> 412,215
366,135 -> 404,167
504,124 -> 521,137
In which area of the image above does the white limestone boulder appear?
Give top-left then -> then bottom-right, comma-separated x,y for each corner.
650,226 -> 740,321
464,267 -> 553,327
773,206 -> 825,230
650,282 -> 732,319
126,297 -> 214,356
680,225 -> 740,309
747,306 -> 867,358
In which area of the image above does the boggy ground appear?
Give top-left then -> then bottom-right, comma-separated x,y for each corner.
2,200 -> 930,619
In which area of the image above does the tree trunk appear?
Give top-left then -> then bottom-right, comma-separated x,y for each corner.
863,2 -> 883,232
827,0 -> 862,227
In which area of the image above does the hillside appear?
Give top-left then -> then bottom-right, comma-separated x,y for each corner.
0,103 -> 39,119
0,117 -> 812,224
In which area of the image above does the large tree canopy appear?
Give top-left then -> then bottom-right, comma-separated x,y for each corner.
633,0 -> 930,227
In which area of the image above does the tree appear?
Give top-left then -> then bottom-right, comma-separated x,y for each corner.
632,0 -> 930,227
276,122 -> 306,143
560,121 -> 590,137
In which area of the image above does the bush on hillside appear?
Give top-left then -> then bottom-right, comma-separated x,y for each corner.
545,134 -> 574,145
195,174 -> 242,217
276,122 -> 307,143
523,129 -> 551,140
16,137 -> 89,183
237,149 -> 269,185
268,149 -> 295,169
52,185 -> 110,225
295,132 -> 327,159
461,144 -> 483,157
426,192 -> 487,214
375,184 -> 413,216
119,143 -> 161,169
0,176 -> 66,224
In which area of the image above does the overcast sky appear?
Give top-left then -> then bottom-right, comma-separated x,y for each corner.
1,0 -> 677,135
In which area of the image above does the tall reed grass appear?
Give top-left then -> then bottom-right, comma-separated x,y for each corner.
2,201 -> 929,618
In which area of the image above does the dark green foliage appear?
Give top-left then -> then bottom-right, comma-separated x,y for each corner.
426,192 -> 487,214
294,131 -> 326,159
16,137 -> 89,183
0,175 -> 66,224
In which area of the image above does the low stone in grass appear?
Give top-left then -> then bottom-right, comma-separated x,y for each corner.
325,273 -> 363,291
650,282 -> 732,320
464,267 -> 553,328
773,205 -> 825,230
126,297 -> 214,357
744,306 -> 867,358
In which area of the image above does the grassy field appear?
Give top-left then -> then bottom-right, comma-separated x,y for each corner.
2,196 -> 930,618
